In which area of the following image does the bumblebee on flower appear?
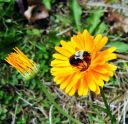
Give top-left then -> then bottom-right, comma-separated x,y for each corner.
51,30 -> 117,96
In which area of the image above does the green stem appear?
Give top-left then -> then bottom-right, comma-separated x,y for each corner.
100,88 -> 116,124
40,80 -> 82,124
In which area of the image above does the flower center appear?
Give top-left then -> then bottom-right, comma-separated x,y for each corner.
69,50 -> 91,71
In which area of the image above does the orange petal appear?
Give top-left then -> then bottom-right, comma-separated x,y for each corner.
91,53 -> 117,67
92,71 -> 110,82
103,47 -> 117,53
60,40 -> 76,54
76,32 -> 86,50
68,87 -> 77,96
83,30 -> 94,52
65,72 -> 81,94
95,85 -> 100,94
86,72 -> 96,92
82,76 -> 88,96
60,75 -> 73,89
101,63 -> 117,71
53,54 -> 68,60
55,46 -> 72,57
51,67 -> 73,77
99,47 -> 117,56
104,53 -> 117,61
54,76 -> 68,85
91,63 -> 116,76
95,36 -> 108,51
91,71 -> 104,86
94,34 -> 102,45
78,77 -> 88,96
51,60 -> 70,67
92,66 -> 108,74
78,79 -> 84,96
71,35 -> 82,50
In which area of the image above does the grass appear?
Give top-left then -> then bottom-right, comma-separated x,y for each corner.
0,0 -> 128,123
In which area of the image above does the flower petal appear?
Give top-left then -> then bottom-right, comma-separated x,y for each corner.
92,71 -> 110,81
54,76 -> 68,85
95,85 -> 100,94
104,53 -> 117,61
95,36 -> 108,51
78,77 -> 88,96
68,87 -> 77,96
83,30 -> 94,52
91,53 -> 117,67
51,60 -> 70,67
59,75 -> 74,90
55,46 -> 72,57
78,79 -> 84,96
71,35 -> 82,50
65,72 -> 81,94
60,40 -> 76,54
92,66 -> 108,74
53,54 -> 68,60
86,72 -> 96,92
51,67 -> 73,77
105,64 -> 117,71
91,71 -> 104,86
94,34 -> 102,45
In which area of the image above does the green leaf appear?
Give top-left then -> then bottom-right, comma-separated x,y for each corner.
55,14 -> 72,26
70,0 -> 82,32
16,107 -> 21,114
86,113 -> 94,124
106,0 -> 118,3
91,104 -> 108,113
43,0 -> 51,9
42,0 -> 56,9
107,41 -> 128,53
0,91 -> 4,99
95,22 -> 108,35
109,95 -> 121,105
0,0 -> 11,2
86,8 -> 104,34
87,104 -> 106,124
27,29 -> 40,36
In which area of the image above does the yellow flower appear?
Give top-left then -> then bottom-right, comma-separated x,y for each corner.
51,30 -> 117,96
5,47 -> 39,80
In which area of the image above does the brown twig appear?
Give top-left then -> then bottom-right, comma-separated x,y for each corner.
86,2 -> 128,11
116,53 -> 128,60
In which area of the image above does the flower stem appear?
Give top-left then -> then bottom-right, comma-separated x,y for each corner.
40,80 -> 82,124
100,88 -> 116,124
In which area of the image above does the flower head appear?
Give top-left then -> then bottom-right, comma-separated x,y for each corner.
5,47 -> 39,80
51,30 -> 117,96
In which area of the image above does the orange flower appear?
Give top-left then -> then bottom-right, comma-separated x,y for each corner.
51,30 -> 117,96
5,47 -> 39,80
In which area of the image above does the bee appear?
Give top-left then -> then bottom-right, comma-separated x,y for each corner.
69,50 -> 90,66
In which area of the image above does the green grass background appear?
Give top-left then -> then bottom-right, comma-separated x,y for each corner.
0,0 -> 128,123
